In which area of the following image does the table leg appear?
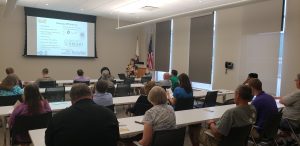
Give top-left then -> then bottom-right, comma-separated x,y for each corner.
2,116 -> 7,146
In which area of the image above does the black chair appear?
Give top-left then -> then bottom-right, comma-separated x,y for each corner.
174,98 -> 194,111
39,80 -> 56,88
161,86 -> 171,91
223,99 -> 235,105
124,77 -> 135,85
141,76 -> 152,83
115,83 -> 130,97
218,124 -> 253,146
282,118 -> 300,145
195,91 -> 218,108
118,73 -> 126,80
151,127 -> 186,146
134,127 -> 186,146
128,103 -> 153,116
73,80 -> 90,85
250,110 -> 283,146
0,95 -> 23,106
107,86 -> 116,97
10,112 -> 52,145
43,86 -> 65,102
105,104 -> 115,112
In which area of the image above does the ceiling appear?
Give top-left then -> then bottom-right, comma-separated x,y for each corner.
12,0 -> 264,22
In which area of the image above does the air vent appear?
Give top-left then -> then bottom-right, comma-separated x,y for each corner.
141,6 -> 159,11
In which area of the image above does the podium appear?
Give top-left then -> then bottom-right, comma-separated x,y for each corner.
136,67 -> 146,78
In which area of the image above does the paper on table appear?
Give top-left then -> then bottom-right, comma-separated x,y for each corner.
119,127 -> 130,132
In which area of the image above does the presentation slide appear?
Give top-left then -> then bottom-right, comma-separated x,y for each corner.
26,16 -> 95,57
37,17 -> 87,56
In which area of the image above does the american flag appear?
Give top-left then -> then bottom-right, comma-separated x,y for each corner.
147,36 -> 154,70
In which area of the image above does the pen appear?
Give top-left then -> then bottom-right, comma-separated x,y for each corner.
135,121 -> 144,125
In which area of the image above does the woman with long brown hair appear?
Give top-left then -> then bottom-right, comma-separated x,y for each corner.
9,83 -> 51,143
168,73 -> 193,105
0,74 -> 23,96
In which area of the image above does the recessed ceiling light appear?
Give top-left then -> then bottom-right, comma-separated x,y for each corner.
45,3 -> 49,6
80,8 -> 84,11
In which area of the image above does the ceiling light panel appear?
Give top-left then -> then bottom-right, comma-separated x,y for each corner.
116,0 -> 178,13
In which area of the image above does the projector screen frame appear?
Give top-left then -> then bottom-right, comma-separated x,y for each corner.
23,7 -> 98,58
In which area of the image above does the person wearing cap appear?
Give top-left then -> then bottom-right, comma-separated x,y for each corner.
275,73 -> 300,131
242,73 -> 258,85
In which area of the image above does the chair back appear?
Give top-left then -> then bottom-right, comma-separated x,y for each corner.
223,99 -> 235,105
219,124 -> 252,146
151,127 -> 186,146
132,103 -> 153,116
260,109 -> 283,139
124,77 -> 135,85
115,83 -> 130,97
118,73 -> 126,80
107,86 -> 116,97
174,98 -> 194,111
141,76 -> 152,83
10,112 -> 52,144
39,80 -> 56,88
0,95 -> 23,106
203,91 -> 218,107
105,104 -> 115,112
161,86 -> 171,91
43,86 -> 65,102
73,80 -> 90,85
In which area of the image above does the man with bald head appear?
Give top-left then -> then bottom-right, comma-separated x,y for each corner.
45,83 -> 119,146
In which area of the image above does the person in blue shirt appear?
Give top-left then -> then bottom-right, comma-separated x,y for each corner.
248,78 -> 277,138
168,73 -> 193,105
0,74 -> 23,96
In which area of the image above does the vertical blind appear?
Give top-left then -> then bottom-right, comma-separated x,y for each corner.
155,20 -> 171,72
189,14 -> 214,84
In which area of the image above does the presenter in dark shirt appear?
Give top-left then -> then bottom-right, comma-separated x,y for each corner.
45,83 -> 119,146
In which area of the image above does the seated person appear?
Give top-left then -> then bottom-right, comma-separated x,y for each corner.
99,70 -> 115,88
242,73 -> 258,85
45,83 -> 119,146
144,66 -> 152,78
158,73 -> 172,87
99,67 -> 114,81
275,73 -> 300,131
93,80 -> 113,107
126,58 -> 137,77
127,81 -> 155,116
5,67 -> 22,88
35,68 -> 55,86
248,78 -> 277,138
9,83 -> 51,143
168,73 -> 193,106
198,85 -> 256,146
74,69 -> 90,82
170,70 -> 179,91
138,86 -> 176,146
0,75 -> 23,96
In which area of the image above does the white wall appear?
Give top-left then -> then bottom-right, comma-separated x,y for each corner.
0,6 -> 140,81
280,0 -> 300,95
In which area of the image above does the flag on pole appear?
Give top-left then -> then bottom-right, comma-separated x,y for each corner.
147,36 -> 154,70
135,37 -> 139,57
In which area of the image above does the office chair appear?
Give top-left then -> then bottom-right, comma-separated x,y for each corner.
0,95 -> 23,106
10,112 -> 52,145
43,86 -> 65,102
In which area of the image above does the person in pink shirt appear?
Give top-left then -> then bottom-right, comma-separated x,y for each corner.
9,83 -> 51,143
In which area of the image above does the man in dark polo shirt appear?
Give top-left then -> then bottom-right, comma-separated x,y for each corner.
45,83 -> 119,146
248,78 -> 277,137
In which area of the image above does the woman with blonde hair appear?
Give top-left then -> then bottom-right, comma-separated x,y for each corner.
138,86 -> 176,146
